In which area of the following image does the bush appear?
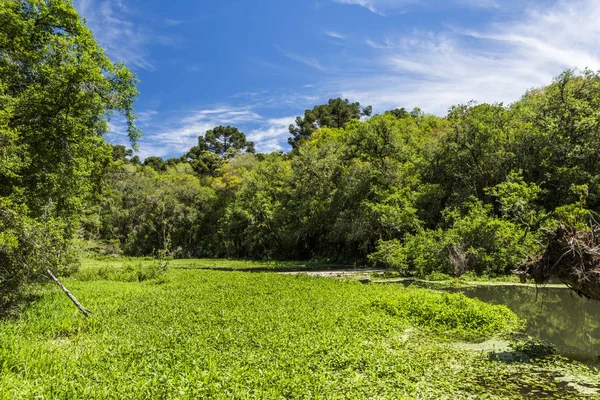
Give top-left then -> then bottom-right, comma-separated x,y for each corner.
98,261 -> 167,282
0,200 -> 79,313
369,229 -> 454,277
370,200 -> 539,277
74,258 -> 169,283
447,200 -> 539,275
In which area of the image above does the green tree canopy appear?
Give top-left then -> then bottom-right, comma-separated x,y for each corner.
143,156 -> 167,172
184,135 -> 223,176
112,145 -> 133,162
201,125 -> 255,159
288,98 -> 372,149
0,0 -> 139,310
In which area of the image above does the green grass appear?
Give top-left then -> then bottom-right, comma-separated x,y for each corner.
79,257 -> 347,274
0,259 -> 597,399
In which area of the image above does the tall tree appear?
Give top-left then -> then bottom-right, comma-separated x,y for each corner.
112,145 -> 133,162
0,0 -> 139,310
202,125 -> 255,159
288,98 -> 372,149
143,156 -> 166,172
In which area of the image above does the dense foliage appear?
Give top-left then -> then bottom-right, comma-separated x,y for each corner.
88,70 -> 600,279
0,0 -> 138,310
0,260 -> 538,399
2,258 -> 597,399
288,98 -> 372,148
4,0 -> 600,312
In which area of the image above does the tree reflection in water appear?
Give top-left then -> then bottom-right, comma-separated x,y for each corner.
453,285 -> 600,364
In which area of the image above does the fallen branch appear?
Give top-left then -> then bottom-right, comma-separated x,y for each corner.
47,270 -> 92,317
515,225 -> 600,301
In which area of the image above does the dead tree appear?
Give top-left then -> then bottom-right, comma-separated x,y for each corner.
515,225 -> 600,301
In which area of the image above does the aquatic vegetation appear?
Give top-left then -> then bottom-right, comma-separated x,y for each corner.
0,260 -> 596,399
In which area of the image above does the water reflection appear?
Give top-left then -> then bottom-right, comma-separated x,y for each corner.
403,281 -> 600,363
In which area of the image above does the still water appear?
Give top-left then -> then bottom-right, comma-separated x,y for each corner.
402,281 -> 600,363
456,285 -> 600,363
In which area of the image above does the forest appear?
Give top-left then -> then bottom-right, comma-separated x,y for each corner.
84,72 -> 599,274
4,0 -> 600,310
1,1 -> 600,398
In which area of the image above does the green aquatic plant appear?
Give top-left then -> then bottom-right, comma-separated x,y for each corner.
1,259 -> 595,399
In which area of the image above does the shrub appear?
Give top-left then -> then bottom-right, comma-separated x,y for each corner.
446,200 -> 538,275
370,200 -> 539,277
369,229 -> 454,277
74,258 -> 168,283
98,262 -> 167,282
1,200 -> 79,313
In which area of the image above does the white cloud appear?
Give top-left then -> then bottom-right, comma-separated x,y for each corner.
332,0 -> 384,14
365,38 -> 393,49
247,117 -> 297,153
105,116 -> 129,144
138,108 -> 261,157
103,107 -> 270,159
325,31 -> 346,40
276,46 -> 326,71
332,0 -> 600,115
132,111 -> 294,157
136,110 -> 158,124
456,0 -> 499,8
75,0 -> 155,70
331,0 -> 425,14
332,0 -> 525,14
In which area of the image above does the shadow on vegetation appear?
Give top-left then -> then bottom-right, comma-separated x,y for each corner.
173,264 -> 357,273
0,291 -> 43,320
487,340 -> 557,364
473,370 -> 577,399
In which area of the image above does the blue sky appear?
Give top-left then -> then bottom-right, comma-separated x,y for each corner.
75,0 -> 600,159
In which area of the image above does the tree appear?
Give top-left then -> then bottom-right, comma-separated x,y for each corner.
202,125 -> 255,159
165,157 -> 182,168
143,156 -> 167,172
430,102 -> 513,203
0,0 -> 139,311
288,98 -> 372,149
511,69 -> 600,212
386,108 -> 411,119
184,135 -> 223,177
112,145 -> 133,162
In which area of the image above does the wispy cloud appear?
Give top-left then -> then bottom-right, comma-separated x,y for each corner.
332,0 -> 521,14
75,0 -> 158,70
332,0 -> 600,114
457,0 -> 499,8
325,31 -> 346,40
149,108 -> 261,156
331,0 -> 419,15
276,46 -> 326,71
136,110 -> 158,124
164,19 -> 182,26
247,117 -> 297,153
120,109 -> 299,158
365,38 -> 392,49
332,0 -> 384,15
108,107 -> 271,159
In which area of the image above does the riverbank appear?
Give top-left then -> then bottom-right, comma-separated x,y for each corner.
0,258 -> 598,398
